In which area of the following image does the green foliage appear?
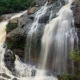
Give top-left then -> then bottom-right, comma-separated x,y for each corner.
69,49 -> 80,61
6,22 -> 18,33
58,73 -> 74,80
0,0 -> 36,15
6,34 -> 26,50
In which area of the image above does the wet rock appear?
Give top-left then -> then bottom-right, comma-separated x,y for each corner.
0,73 -> 11,79
38,13 -> 50,23
28,14 -> 35,20
72,0 -> 80,49
72,0 -> 80,28
12,78 -> 17,80
4,49 -> 15,72
13,49 -> 24,57
35,0 -> 47,6
0,16 -> 4,22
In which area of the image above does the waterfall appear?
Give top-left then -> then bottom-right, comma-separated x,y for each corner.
0,21 -> 15,79
38,0 -> 78,76
0,0 -> 78,80
0,10 -> 33,79
25,2 -> 49,63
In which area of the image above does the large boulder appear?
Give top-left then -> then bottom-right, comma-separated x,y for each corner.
27,7 -> 36,15
6,13 -> 29,58
72,0 -> 80,28
72,0 -> 80,48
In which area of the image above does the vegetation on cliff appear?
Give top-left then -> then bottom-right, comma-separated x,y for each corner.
58,49 -> 80,80
6,33 -> 26,50
6,21 -> 18,33
0,0 -> 36,15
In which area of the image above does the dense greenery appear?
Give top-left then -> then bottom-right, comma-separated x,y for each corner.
6,34 -> 26,50
69,48 -> 80,61
58,73 -> 74,80
58,49 -> 80,80
0,0 -> 36,15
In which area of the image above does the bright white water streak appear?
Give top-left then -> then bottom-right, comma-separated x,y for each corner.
38,0 -> 78,75
0,22 -> 14,79
28,2 -> 48,35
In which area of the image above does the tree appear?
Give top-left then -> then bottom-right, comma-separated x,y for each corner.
0,0 -> 36,15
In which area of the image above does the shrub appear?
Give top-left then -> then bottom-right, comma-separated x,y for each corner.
69,49 -> 80,62
6,34 -> 26,50
58,73 -> 74,80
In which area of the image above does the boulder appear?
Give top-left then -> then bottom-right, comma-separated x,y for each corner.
0,73 -> 11,79
72,0 -> 80,28
12,78 -> 17,80
4,49 -> 15,72
27,7 -> 36,15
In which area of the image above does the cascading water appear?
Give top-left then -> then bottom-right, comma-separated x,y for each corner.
38,0 -> 78,76
25,2 -> 48,63
0,10 -> 34,79
0,0 -> 78,80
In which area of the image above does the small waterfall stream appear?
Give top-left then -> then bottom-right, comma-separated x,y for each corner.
25,2 -> 48,63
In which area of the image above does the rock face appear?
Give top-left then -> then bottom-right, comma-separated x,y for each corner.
72,1 -> 80,48
34,0 -> 47,6
4,50 -> 16,75
73,1 -> 80,28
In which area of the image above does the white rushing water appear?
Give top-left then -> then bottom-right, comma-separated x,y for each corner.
38,0 -> 78,76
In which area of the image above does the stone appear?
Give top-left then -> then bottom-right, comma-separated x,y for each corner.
72,0 -> 80,28
12,78 -> 17,80
4,49 -> 15,71
27,7 -> 36,15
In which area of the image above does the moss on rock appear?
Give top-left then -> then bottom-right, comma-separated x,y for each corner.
6,21 -> 18,33
6,33 -> 26,50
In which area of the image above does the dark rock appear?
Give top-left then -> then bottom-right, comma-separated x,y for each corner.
38,13 -> 50,23
4,49 -> 16,72
0,78 -> 5,80
77,28 -> 80,48
0,16 -> 4,22
72,0 -> 80,28
28,14 -> 35,20
12,78 -> 17,80
72,0 -> 80,49
0,73 -> 11,79
13,49 -> 24,57
34,0 -> 47,6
